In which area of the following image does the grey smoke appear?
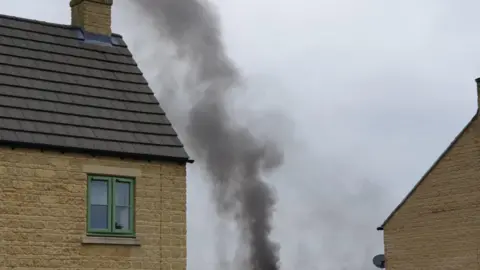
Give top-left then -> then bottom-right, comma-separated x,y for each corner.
129,1 -> 283,269
120,1 -> 395,269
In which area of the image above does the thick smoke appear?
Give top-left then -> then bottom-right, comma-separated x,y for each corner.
130,1 -> 283,269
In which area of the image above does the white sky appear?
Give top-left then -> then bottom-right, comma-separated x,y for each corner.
1,0 -> 478,269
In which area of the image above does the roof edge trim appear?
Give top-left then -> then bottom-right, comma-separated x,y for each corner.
0,140 -> 192,164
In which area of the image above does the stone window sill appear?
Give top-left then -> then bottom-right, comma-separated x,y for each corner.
82,236 -> 141,246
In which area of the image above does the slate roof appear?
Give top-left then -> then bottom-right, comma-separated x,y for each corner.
0,14 -> 191,162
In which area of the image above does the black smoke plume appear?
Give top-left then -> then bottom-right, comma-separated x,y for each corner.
129,1 -> 283,269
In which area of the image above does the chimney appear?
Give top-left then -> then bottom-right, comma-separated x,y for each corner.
476,78 -> 480,111
70,0 -> 113,36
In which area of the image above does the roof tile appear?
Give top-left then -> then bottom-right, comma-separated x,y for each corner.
0,14 -> 190,162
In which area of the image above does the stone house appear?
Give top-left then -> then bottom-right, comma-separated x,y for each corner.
0,0 -> 191,269
377,79 -> 480,269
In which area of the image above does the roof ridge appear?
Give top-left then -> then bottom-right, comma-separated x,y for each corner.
0,13 -> 123,38
0,27 -> 129,55
0,13 -> 73,29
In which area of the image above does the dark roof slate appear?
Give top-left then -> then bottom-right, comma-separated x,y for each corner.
0,14 -> 190,162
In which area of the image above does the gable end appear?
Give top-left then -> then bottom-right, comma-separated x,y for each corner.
377,111 -> 478,230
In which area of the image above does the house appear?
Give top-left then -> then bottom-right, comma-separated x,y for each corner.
377,79 -> 480,269
0,0 -> 191,269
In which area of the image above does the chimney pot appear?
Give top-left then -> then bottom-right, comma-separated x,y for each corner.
70,0 -> 113,36
475,78 -> 480,111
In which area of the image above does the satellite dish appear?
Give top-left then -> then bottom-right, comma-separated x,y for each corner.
372,254 -> 385,269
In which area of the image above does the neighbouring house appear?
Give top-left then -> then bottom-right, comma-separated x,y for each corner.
377,80 -> 480,269
0,0 -> 191,269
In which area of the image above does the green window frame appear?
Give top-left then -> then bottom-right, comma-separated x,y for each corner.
86,175 -> 135,237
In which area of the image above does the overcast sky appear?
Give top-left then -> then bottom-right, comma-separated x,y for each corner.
1,0 -> 479,269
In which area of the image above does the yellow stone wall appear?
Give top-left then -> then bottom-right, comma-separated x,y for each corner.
0,146 -> 186,270
70,0 -> 112,35
383,118 -> 480,269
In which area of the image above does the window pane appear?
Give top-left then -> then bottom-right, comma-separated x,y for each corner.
90,180 -> 108,230
91,205 -> 108,229
90,180 -> 108,205
115,206 -> 129,230
115,181 -> 131,230
115,182 -> 130,206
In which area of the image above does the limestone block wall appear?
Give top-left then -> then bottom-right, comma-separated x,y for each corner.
384,120 -> 480,269
0,146 -> 186,270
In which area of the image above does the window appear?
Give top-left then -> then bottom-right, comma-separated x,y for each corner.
87,175 -> 135,237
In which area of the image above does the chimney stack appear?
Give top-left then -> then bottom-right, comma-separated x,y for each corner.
70,0 -> 113,36
476,78 -> 480,111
